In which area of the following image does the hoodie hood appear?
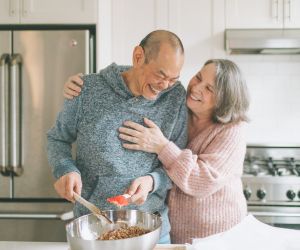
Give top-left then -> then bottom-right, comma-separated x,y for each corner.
100,63 -> 133,99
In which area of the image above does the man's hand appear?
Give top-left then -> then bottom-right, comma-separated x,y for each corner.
126,175 -> 154,205
63,73 -> 83,99
54,172 -> 82,203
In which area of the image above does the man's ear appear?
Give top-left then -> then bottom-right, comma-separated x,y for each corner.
132,46 -> 145,67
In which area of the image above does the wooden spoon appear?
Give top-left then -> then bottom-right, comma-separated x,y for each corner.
73,192 -> 113,224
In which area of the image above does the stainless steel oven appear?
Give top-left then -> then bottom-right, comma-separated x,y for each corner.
242,146 -> 300,230
248,202 -> 300,230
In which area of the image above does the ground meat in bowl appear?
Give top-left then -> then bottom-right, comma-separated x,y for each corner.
98,225 -> 150,240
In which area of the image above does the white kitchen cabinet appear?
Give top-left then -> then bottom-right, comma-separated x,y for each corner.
284,0 -> 300,27
0,0 -> 20,24
97,0 -> 175,70
226,0 -> 300,28
99,0 -> 215,86
167,0 -> 218,85
0,0 -> 97,24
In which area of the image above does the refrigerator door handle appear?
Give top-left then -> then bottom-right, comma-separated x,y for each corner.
0,54 -> 10,176
0,211 -> 74,221
9,54 -> 23,176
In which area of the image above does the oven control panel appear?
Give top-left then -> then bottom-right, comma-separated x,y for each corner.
242,175 -> 300,202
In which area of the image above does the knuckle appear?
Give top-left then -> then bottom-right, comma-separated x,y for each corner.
65,189 -> 71,198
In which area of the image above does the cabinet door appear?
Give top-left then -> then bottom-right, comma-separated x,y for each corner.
225,0 -> 284,28
110,0 -> 159,65
20,0 -> 97,24
0,0 -> 20,24
168,0 -> 215,87
283,0 -> 300,28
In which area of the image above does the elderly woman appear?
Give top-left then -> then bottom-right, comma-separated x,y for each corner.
63,59 -> 250,244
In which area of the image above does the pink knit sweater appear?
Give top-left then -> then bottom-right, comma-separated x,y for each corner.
158,122 -> 247,244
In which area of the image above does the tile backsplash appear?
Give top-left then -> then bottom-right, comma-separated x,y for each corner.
230,55 -> 300,146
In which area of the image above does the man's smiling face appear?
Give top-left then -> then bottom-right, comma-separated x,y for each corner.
136,43 -> 184,100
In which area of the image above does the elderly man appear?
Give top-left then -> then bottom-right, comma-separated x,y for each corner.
47,30 -> 187,244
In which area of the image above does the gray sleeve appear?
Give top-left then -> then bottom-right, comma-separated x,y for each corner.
47,96 -> 83,179
149,99 -> 188,193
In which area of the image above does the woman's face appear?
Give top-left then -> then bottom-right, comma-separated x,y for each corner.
186,63 -> 216,118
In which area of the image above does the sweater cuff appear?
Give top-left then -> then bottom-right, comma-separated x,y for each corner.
53,159 -> 81,179
158,141 -> 182,169
147,172 -> 160,193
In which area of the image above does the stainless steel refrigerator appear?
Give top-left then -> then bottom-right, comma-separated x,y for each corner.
0,27 -> 95,241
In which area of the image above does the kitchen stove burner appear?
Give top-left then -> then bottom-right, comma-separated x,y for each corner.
244,157 -> 300,177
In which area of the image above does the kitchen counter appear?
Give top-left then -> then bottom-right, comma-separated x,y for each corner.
0,241 -> 186,250
0,241 -> 68,250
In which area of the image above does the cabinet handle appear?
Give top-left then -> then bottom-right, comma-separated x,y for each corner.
285,0 -> 291,21
9,0 -> 17,16
272,0 -> 279,21
22,0 -> 29,16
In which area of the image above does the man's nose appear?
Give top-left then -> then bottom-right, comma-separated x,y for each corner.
159,79 -> 172,89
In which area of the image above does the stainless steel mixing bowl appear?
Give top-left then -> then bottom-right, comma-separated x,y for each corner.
66,209 -> 162,250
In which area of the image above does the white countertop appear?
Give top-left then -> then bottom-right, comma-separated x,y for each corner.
0,241 -> 186,250
0,241 -> 68,250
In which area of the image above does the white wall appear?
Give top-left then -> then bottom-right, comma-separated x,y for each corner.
97,0 -> 300,146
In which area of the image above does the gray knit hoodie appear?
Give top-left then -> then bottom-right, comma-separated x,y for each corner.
47,63 -> 188,237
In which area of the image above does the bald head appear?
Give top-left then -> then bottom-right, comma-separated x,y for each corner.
139,30 -> 184,64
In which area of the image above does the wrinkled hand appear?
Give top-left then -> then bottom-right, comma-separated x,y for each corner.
126,176 -> 154,205
54,172 -> 82,203
119,118 -> 169,154
63,73 -> 83,99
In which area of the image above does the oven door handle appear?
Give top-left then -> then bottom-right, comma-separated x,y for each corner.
251,211 -> 300,217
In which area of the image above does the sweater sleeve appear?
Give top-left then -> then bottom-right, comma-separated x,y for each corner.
47,95 -> 83,179
158,123 -> 246,198
148,98 -> 188,193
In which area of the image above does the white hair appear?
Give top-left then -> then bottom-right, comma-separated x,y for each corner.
204,59 -> 250,124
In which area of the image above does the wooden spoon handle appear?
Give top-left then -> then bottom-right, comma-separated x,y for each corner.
73,192 -> 112,224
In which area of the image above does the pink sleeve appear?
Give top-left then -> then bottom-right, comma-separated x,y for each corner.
158,124 -> 246,198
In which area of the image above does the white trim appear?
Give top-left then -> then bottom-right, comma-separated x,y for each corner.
97,0 -> 112,71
